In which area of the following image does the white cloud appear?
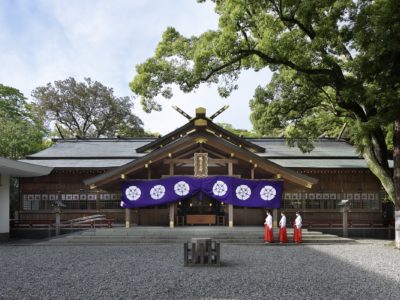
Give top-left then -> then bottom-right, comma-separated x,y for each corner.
0,0 -> 271,134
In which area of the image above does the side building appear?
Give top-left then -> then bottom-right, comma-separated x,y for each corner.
18,108 -> 392,227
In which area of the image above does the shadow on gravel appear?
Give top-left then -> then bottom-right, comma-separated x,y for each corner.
0,244 -> 398,300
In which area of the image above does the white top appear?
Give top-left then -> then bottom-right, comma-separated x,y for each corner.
264,215 -> 272,228
279,215 -> 286,228
295,215 -> 302,229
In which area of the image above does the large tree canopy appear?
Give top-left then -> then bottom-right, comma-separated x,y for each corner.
131,0 -> 400,246
32,77 -> 146,138
0,84 -> 47,159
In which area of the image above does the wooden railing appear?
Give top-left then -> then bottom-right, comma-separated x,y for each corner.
301,219 -> 393,228
10,215 -> 113,229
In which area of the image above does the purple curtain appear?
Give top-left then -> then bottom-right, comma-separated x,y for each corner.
121,176 -> 282,208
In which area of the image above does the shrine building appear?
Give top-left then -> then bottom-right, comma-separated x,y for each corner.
18,107 -> 390,228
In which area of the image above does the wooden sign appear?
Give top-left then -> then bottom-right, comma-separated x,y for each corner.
194,153 -> 208,177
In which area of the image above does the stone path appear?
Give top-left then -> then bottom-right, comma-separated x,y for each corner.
0,240 -> 399,299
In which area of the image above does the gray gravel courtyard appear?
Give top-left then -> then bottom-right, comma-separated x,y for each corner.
0,240 -> 399,300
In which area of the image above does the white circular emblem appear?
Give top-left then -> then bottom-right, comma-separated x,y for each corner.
150,184 -> 166,200
260,185 -> 276,201
235,185 -> 251,200
125,185 -> 141,201
174,181 -> 190,196
213,180 -> 228,196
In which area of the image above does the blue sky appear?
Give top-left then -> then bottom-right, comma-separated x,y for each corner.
0,0 -> 271,134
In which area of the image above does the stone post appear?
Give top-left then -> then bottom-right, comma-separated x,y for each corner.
54,206 -> 61,236
342,209 -> 348,238
395,211 -> 400,248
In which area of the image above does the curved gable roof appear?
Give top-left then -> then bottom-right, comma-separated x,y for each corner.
84,131 -> 317,189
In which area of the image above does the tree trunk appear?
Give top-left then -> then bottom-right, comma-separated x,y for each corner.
393,120 -> 400,248
361,132 -> 399,248
361,138 -> 395,202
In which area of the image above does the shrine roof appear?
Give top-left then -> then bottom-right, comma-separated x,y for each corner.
21,136 -> 370,169
19,158 -> 134,168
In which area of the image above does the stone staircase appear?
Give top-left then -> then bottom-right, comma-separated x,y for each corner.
42,226 -> 355,245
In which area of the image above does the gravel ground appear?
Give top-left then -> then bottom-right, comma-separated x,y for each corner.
0,240 -> 399,300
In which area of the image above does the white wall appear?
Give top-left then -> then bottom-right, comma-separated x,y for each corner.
0,174 -> 10,238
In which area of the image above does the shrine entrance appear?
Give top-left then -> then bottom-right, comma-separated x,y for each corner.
84,107 -> 317,228
177,193 -> 226,226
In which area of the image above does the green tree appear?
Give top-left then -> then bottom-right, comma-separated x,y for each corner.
32,77 -> 146,138
217,122 -> 259,137
130,0 -> 400,247
0,84 -> 47,159
1,84 -> 49,218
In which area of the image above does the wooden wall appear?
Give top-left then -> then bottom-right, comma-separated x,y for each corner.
18,167 -> 387,226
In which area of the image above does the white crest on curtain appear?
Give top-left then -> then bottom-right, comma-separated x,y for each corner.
125,186 -> 141,201
150,185 -> 166,200
260,185 -> 276,201
235,185 -> 251,200
213,180 -> 228,196
174,181 -> 190,196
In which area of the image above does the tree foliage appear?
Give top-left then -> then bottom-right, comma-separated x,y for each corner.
32,77 -> 146,138
0,84 -> 47,159
130,0 -> 400,210
216,122 -> 259,137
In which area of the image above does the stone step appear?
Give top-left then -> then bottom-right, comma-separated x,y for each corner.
79,229 -> 323,236
45,238 -> 354,245
41,227 -> 354,245
68,235 -> 330,241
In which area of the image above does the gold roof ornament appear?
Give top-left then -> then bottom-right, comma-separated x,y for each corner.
195,137 -> 207,144
195,107 -> 206,117
194,119 -> 207,127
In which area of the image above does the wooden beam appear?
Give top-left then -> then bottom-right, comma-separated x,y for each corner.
164,158 -> 193,164
163,158 -> 238,164
210,159 -> 238,164
228,161 -> 234,228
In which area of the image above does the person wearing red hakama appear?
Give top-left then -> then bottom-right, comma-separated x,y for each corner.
293,211 -> 303,243
278,211 -> 288,243
264,211 -> 274,243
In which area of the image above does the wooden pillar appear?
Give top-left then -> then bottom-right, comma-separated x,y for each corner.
228,162 -> 234,227
125,208 -> 131,228
169,204 -> 175,228
120,174 -> 131,228
169,161 -> 175,228
272,209 -> 278,228
228,204 -> 234,228
96,191 -> 100,211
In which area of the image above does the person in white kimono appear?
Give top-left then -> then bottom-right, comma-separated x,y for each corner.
264,210 -> 274,243
294,211 -> 302,243
279,211 -> 288,243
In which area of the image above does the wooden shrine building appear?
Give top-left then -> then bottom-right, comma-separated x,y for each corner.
18,107 -> 391,228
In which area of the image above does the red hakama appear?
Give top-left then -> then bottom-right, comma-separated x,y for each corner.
264,225 -> 274,243
293,226 -> 302,243
279,227 -> 288,243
